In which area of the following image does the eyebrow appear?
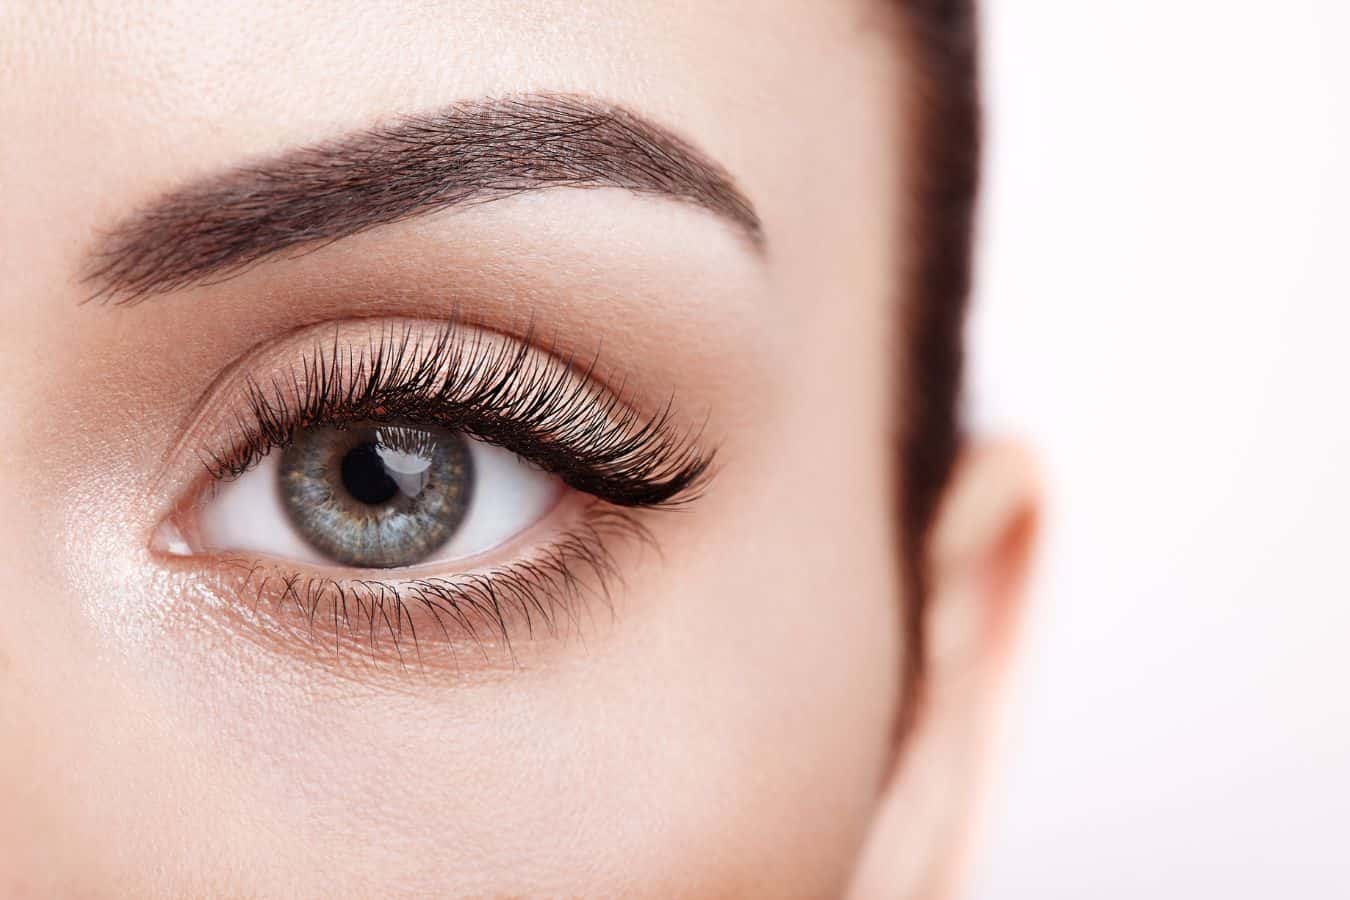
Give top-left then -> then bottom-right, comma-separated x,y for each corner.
84,93 -> 762,305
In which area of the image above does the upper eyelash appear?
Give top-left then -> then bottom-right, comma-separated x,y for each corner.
203,323 -> 714,508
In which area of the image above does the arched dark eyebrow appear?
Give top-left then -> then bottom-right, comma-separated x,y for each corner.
83,93 -> 763,305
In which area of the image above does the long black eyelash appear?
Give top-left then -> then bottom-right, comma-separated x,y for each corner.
205,323 -> 713,507
220,508 -> 652,667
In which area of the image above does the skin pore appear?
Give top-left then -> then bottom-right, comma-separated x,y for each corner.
0,2 -> 1036,897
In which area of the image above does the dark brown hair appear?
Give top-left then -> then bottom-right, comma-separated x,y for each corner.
894,0 -> 981,725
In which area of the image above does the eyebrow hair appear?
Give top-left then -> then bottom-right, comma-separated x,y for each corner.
84,93 -> 762,305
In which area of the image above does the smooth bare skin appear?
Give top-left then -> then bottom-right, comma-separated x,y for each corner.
0,2 -> 1037,897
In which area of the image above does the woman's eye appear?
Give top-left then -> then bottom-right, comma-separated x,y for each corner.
195,422 -> 562,569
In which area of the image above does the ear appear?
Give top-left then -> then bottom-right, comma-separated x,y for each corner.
848,442 -> 1041,899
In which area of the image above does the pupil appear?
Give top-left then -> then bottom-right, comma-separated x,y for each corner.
340,442 -> 400,506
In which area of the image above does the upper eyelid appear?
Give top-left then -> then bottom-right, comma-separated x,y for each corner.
178,319 -> 713,511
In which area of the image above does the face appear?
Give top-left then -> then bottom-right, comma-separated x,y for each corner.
0,2 -> 1033,896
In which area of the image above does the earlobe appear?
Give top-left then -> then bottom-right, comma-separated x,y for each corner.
848,442 -> 1040,899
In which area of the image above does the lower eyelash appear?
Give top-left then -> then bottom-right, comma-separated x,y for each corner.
198,506 -> 652,671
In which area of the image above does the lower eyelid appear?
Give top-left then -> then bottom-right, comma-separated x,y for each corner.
162,501 -> 651,675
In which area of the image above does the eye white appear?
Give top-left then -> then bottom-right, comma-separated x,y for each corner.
194,437 -> 561,568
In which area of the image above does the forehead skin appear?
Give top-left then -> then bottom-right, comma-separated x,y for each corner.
0,2 -> 910,897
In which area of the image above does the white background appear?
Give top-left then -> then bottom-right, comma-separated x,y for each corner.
965,1 -> 1350,897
